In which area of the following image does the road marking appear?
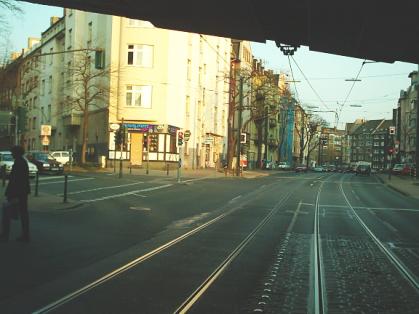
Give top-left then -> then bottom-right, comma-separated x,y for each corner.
182,177 -> 210,183
39,175 -> 74,181
79,184 -> 173,203
61,181 -> 145,196
301,202 -> 314,206
132,194 -> 147,198
229,195 -> 242,203
129,206 -> 151,211
320,204 -> 419,212
286,201 -> 302,233
32,177 -> 94,186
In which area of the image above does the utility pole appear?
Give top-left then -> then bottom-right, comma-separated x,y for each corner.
119,117 -> 124,179
300,109 -> 305,164
264,106 -> 269,167
317,134 -> 322,166
236,77 -> 243,177
416,83 -> 419,179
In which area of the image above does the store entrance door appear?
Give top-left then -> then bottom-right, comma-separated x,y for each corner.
130,133 -> 143,166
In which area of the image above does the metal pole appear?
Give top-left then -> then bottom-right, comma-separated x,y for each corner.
177,147 -> 182,183
1,165 -> 5,187
146,133 -> 150,175
119,118 -> 124,179
15,113 -> 18,145
416,83 -> 419,179
236,77 -> 243,176
35,172 -> 39,197
63,174 -> 68,203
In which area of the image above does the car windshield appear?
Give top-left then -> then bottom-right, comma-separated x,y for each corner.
34,153 -> 51,161
394,164 -> 404,168
1,154 -> 13,162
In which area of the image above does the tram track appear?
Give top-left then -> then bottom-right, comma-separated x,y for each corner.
31,176 -> 310,314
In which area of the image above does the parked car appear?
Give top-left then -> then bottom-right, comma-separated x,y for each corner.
295,165 -> 308,173
0,151 -> 38,178
277,162 -> 291,170
392,163 -> 411,175
313,166 -> 324,172
50,151 -> 71,165
356,164 -> 371,176
26,151 -> 64,174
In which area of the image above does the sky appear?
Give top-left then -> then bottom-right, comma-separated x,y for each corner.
3,2 -> 418,129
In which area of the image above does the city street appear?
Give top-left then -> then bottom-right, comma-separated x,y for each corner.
0,171 -> 418,313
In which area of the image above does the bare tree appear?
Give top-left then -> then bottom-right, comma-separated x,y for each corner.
64,50 -> 114,164
304,115 -> 328,167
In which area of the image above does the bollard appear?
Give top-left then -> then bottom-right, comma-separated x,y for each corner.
63,174 -> 68,203
35,172 -> 39,196
166,163 -> 169,176
1,165 -> 5,187
129,165 -> 132,175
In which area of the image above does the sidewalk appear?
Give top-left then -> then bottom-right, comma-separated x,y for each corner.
376,173 -> 419,199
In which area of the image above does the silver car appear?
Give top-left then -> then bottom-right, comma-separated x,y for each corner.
0,151 -> 38,178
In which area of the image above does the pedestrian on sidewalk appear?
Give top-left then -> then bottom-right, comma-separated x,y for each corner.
0,146 -> 31,243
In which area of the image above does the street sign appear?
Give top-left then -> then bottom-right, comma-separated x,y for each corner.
184,130 -> 191,142
389,126 -> 395,135
41,125 -> 52,136
109,123 -> 120,131
240,133 -> 247,143
41,135 -> 50,146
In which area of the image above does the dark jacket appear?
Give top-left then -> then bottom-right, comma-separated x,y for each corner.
5,156 -> 30,200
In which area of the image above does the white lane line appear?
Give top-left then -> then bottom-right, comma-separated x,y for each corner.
229,195 -> 242,203
129,207 -> 151,211
301,202 -> 315,206
38,175 -> 74,181
32,178 -> 95,186
320,204 -> 419,212
132,194 -> 147,198
79,184 -> 173,203
61,181 -> 145,196
182,177 -> 210,183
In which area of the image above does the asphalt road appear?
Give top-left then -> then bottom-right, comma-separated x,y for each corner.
0,171 -> 418,313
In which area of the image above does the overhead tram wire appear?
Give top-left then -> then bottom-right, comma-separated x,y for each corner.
287,55 -> 301,103
290,55 -> 331,111
337,59 -> 366,126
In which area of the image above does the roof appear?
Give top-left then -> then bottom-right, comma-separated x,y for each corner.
352,120 -> 384,135
373,120 -> 393,134
24,0 -> 419,64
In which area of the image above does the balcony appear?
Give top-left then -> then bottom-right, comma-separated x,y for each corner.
63,112 -> 82,126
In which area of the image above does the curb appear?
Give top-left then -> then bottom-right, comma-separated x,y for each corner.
386,184 -> 410,197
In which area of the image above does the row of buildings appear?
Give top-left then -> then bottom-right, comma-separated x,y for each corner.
1,9 -> 417,171
0,9 -> 314,170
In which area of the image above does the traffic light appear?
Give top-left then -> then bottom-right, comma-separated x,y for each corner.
177,131 -> 184,146
388,147 -> 394,154
114,127 -> 123,149
95,50 -> 105,69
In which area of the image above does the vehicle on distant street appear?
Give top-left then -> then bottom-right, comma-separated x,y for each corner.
391,163 -> 412,175
313,166 -> 324,172
0,151 -> 38,178
277,162 -> 291,170
356,164 -> 371,176
295,165 -> 308,173
26,151 -> 64,174
50,151 -> 71,165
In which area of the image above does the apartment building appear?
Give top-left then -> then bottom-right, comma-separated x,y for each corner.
9,9 -> 231,168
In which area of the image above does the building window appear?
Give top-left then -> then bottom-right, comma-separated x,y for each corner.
127,19 -> 154,28
88,22 -> 93,44
125,85 -> 152,108
48,75 -> 52,94
185,96 -> 190,117
49,48 -> 53,65
187,59 -> 192,81
68,29 -> 72,49
47,104 -> 51,122
41,79 -> 45,95
32,117 -> 36,130
127,44 -> 153,67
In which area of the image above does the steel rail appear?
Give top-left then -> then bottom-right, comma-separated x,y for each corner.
32,180 -> 284,314
173,188 -> 297,314
339,177 -> 419,293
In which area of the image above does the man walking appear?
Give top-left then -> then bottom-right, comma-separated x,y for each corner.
0,146 -> 31,243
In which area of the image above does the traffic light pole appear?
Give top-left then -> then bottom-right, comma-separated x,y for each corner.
119,118 -> 124,179
236,77 -> 243,177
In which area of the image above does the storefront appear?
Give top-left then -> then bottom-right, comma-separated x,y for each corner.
108,123 -> 179,166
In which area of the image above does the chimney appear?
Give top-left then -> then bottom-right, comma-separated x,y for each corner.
408,70 -> 418,86
27,37 -> 40,49
50,16 -> 60,25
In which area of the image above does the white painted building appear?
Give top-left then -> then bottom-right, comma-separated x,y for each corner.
18,9 -> 232,168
